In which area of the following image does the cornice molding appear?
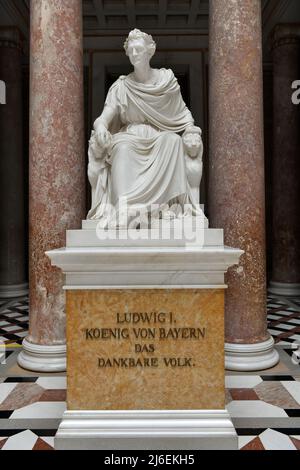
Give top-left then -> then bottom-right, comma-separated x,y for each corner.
0,38 -> 22,50
272,35 -> 300,49
0,26 -> 24,51
271,23 -> 300,49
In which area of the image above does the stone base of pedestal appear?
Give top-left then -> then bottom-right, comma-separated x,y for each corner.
269,281 -> 300,297
47,220 -> 242,451
55,410 -> 238,450
17,338 -> 66,372
0,283 -> 28,298
225,337 -> 279,371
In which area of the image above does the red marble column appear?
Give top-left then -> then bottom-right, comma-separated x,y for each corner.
0,28 -> 28,298
269,25 -> 300,297
209,0 -> 279,370
18,0 -> 86,371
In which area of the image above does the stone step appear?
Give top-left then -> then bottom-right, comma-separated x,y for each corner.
66,226 -> 224,248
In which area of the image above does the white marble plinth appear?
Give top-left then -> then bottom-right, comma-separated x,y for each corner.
55,410 -> 238,450
47,221 -> 242,290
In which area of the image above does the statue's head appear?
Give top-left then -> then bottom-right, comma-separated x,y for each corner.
124,29 -> 156,67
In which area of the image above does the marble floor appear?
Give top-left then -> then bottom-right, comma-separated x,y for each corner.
0,294 -> 299,451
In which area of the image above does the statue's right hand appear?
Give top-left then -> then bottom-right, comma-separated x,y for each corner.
95,123 -> 112,148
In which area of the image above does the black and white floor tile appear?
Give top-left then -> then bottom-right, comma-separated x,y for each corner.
0,294 -> 299,450
267,295 -> 300,347
0,297 -> 29,348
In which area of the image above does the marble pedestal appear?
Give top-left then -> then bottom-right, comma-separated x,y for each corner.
47,220 -> 242,450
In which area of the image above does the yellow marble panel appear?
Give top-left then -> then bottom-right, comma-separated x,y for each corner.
66,289 -> 225,410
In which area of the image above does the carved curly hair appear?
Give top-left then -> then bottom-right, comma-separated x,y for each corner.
124,29 -> 156,58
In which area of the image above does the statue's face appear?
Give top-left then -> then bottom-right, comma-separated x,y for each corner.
127,39 -> 149,67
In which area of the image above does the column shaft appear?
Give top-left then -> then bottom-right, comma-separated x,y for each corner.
18,0 -> 86,372
209,0 -> 279,370
270,25 -> 300,297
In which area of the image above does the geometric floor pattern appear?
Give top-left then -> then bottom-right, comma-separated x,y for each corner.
0,298 -> 29,348
0,293 -> 299,450
267,295 -> 300,347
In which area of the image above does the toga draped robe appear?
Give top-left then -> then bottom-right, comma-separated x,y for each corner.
87,68 -> 201,226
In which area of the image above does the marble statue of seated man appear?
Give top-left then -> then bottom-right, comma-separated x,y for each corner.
87,29 -> 204,229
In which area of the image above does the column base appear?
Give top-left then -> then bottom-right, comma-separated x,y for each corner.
17,337 -> 66,372
225,337 -> 279,371
269,281 -> 300,297
55,410 -> 238,450
0,283 -> 28,298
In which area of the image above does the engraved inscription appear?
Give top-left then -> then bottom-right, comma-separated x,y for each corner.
83,310 -> 206,369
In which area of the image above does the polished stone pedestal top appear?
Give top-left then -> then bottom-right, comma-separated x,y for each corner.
47,220 -> 243,289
